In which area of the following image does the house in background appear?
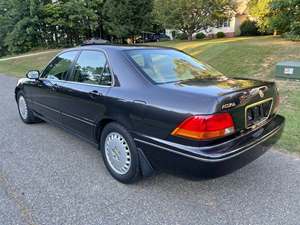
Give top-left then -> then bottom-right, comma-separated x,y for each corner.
166,0 -> 249,39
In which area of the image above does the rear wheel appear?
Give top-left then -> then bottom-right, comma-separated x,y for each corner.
17,92 -> 41,124
100,122 -> 141,183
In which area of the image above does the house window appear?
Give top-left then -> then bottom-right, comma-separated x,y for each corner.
223,20 -> 230,27
217,19 -> 231,28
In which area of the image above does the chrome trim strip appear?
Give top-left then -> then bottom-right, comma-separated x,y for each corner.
134,124 -> 282,162
44,79 -> 112,88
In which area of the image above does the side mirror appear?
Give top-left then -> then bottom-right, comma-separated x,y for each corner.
26,70 -> 40,79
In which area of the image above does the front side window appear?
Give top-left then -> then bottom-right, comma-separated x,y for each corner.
70,50 -> 112,86
42,51 -> 78,80
126,49 -> 225,84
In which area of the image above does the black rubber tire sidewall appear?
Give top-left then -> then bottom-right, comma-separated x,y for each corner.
100,122 -> 141,183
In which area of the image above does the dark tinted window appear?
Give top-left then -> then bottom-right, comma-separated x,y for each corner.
42,51 -> 78,80
70,51 -> 112,86
126,49 -> 225,84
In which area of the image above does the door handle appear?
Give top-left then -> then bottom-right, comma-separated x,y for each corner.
89,90 -> 102,98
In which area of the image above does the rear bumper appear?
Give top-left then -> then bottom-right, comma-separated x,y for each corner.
134,115 -> 285,177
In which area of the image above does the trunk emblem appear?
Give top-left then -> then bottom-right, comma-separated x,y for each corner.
222,102 -> 236,110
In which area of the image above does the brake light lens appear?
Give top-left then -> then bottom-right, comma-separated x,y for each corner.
171,113 -> 235,140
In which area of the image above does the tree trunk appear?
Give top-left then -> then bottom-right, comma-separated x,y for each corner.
188,32 -> 193,41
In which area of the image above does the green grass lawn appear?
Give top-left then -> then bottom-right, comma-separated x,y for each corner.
0,50 -> 60,77
0,36 -> 299,153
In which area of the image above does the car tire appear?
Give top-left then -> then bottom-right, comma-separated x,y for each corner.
17,92 -> 41,124
100,122 -> 141,183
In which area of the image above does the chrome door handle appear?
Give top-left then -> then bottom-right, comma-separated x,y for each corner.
89,90 -> 102,98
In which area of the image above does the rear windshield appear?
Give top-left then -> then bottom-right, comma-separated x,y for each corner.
125,49 -> 225,84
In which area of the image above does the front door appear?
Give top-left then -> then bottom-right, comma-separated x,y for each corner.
30,51 -> 79,123
57,50 -> 113,140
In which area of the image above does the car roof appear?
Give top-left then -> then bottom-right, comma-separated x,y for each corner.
66,44 -> 174,52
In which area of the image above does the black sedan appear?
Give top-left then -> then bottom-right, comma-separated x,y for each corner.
15,44 -> 285,183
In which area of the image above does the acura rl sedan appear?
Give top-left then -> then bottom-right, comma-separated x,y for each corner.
15,44 -> 285,183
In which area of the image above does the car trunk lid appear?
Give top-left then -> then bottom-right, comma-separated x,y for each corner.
159,77 -> 278,132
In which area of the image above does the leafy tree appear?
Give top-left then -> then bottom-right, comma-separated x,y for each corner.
248,0 -> 273,33
61,0 -> 98,44
0,0 -> 107,53
1,0 -> 40,53
269,0 -> 300,35
5,18 -> 35,53
42,0 -> 100,46
154,0 -> 234,40
0,1 -> 13,55
103,0 -> 154,42
86,0 -> 107,38
249,0 -> 300,36
41,2 -> 65,46
0,0 -> 156,55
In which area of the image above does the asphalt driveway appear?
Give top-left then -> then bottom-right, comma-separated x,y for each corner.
0,74 -> 300,225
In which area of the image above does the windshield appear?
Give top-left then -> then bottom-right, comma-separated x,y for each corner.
126,49 -> 226,84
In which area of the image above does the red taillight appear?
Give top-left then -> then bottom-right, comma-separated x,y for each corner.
171,113 -> 235,140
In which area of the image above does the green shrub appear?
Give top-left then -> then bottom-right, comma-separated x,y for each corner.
240,20 -> 259,36
196,32 -> 206,39
282,22 -> 300,41
175,32 -> 188,40
282,33 -> 300,41
216,32 -> 225,38
290,22 -> 300,35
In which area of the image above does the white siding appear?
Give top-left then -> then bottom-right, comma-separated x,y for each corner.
203,17 -> 236,36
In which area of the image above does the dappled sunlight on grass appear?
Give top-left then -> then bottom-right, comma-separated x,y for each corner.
161,36 -> 255,52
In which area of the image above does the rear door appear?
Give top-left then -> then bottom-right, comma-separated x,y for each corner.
30,51 -> 79,123
57,50 -> 113,140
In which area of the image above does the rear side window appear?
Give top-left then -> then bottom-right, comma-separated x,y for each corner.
41,51 -> 78,80
69,50 -> 112,86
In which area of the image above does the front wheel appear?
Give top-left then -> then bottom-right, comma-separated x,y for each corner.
100,122 -> 141,183
17,92 -> 41,124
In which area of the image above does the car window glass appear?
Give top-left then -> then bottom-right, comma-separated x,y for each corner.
131,54 -> 144,67
41,51 -> 78,80
126,49 -> 225,84
70,51 -> 112,86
